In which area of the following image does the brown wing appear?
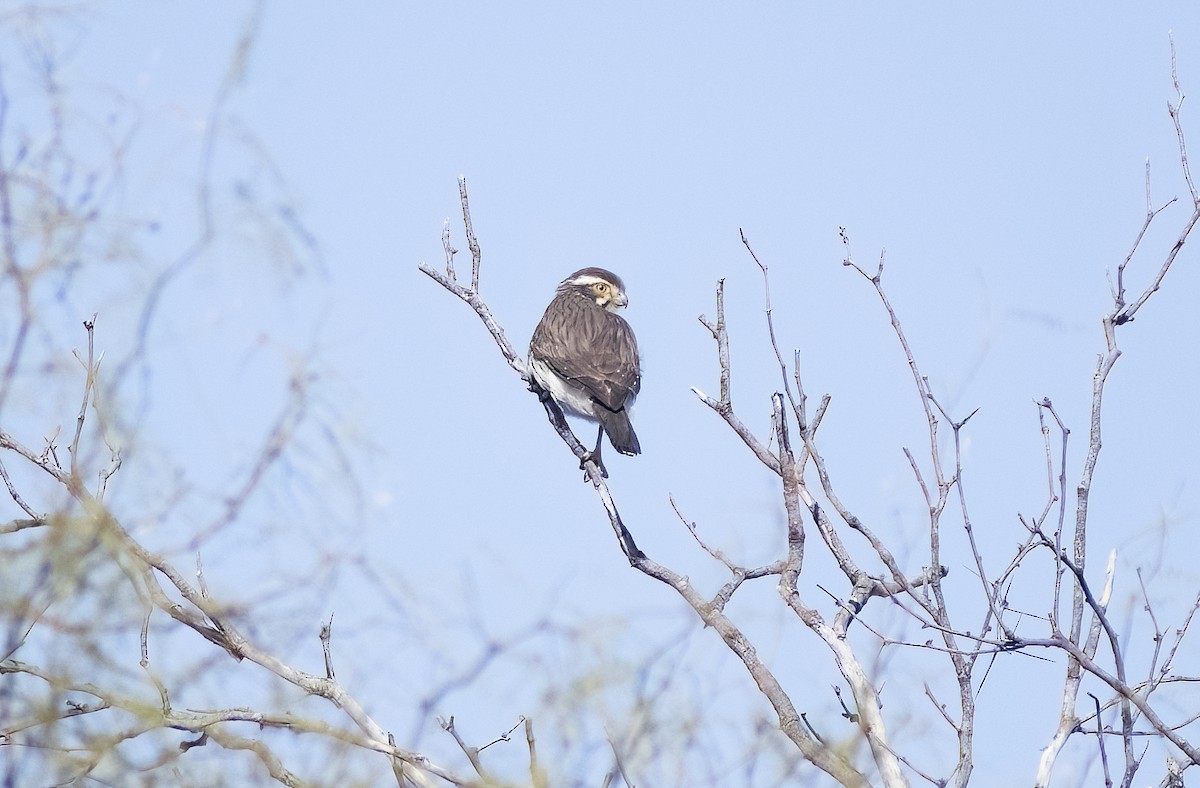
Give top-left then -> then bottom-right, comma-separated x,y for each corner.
531,292 -> 640,412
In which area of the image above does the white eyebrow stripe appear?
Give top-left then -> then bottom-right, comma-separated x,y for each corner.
568,275 -> 613,286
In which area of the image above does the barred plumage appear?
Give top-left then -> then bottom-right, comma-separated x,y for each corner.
529,268 -> 641,474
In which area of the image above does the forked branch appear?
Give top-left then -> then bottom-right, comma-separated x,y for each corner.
423,180 -> 871,787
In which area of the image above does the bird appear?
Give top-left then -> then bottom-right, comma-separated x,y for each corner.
529,267 -> 641,476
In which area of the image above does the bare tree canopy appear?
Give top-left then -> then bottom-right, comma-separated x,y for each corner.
3,3 -> 1200,787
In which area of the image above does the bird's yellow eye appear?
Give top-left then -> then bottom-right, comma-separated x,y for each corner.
595,283 -> 609,293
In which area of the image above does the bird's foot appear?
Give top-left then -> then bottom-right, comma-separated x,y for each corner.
580,451 -> 609,479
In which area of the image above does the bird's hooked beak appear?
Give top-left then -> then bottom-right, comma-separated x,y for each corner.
614,291 -> 629,309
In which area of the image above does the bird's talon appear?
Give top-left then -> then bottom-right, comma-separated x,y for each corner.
580,452 -> 608,479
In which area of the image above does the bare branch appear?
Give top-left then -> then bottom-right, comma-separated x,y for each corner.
741,229 -> 803,425
203,726 -> 315,788
321,613 -> 335,680
458,176 -> 482,292
478,716 -> 524,752
669,493 -> 784,611
525,717 -> 547,788
1039,59 -> 1200,787
68,314 -> 99,481
0,74 -> 32,418
694,277 -> 783,475
1089,692 -> 1114,788
0,455 -> 39,519
186,367 -> 311,550
425,183 -> 870,787
697,277 -> 731,406
439,715 -> 487,779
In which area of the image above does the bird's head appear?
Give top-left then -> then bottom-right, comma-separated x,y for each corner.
561,267 -> 629,311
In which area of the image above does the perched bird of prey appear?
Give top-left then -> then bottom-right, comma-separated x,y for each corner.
529,267 -> 641,476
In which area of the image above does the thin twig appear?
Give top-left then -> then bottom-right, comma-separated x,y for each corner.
479,716 -> 524,752
1090,692 -> 1114,788
439,715 -> 486,779
741,229 -> 803,426
525,716 -> 547,788
68,315 -> 99,482
0,456 -> 40,519
321,613 -> 335,680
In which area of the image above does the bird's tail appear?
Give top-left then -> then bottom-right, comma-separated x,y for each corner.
597,408 -> 641,456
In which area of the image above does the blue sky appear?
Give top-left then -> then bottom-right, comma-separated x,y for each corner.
5,2 -> 1200,785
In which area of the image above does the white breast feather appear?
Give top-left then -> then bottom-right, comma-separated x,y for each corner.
529,356 -> 598,420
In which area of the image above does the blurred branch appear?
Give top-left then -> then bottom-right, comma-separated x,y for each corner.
0,319 -> 470,786
111,3 -> 263,394
525,717 -> 547,788
0,455 -> 40,520
438,716 -> 488,781
0,516 -> 44,534
183,366 -> 311,551
0,12 -> 469,785
0,72 -> 32,418
202,726 -> 313,788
